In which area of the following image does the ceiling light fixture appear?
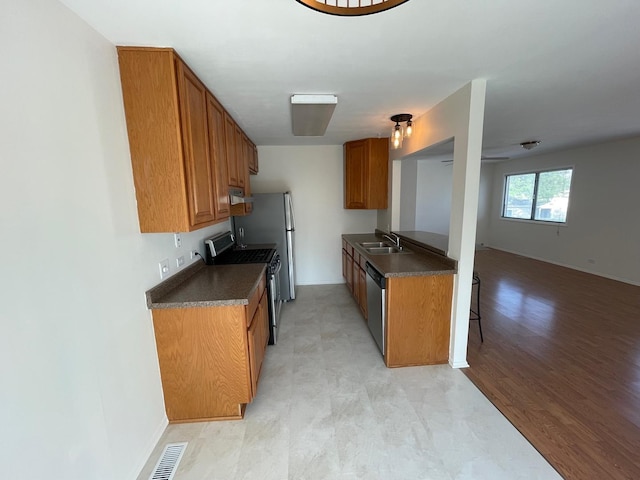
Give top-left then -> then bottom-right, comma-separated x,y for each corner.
290,94 -> 338,136
296,0 -> 411,16
390,113 -> 413,149
520,140 -> 541,150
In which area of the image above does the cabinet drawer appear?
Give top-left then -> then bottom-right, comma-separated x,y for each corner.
345,242 -> 354,257
246,273 -> 266,327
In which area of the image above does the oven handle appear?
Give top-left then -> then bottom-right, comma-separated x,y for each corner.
270,258 -> 282,277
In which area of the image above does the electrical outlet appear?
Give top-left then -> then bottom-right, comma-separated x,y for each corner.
174,233 -> 182,248
176,256 -> 185,268
159,259 -> 170,279
190,250 -> 198,260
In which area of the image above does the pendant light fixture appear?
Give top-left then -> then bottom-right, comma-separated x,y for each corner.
296,0 -> 411,16
390,114 -> 413,149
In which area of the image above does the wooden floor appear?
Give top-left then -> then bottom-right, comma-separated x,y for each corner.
464,249 -> 640,480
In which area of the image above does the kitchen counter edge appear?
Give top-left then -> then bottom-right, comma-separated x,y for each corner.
145,260 -> 266,309
342,233 -> 457,278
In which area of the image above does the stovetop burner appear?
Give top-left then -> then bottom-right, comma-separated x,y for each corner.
213,248 -> 275,265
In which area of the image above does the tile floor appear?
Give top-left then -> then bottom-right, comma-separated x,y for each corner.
137,284 -> 561,480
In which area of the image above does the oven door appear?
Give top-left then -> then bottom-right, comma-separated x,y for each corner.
267,259 -> 283,344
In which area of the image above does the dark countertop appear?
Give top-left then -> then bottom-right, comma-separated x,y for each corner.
146,260 -> 266,309
342,232 -> 456,278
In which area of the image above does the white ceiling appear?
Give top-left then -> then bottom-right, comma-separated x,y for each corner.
60,0 -> 640,160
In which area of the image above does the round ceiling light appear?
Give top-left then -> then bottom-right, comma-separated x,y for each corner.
296,0 -> 411,16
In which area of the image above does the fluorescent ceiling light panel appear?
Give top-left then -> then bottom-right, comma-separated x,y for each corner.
291,94 -> 338,136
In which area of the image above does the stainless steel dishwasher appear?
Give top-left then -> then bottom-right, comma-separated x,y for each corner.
366,262 -> 386,355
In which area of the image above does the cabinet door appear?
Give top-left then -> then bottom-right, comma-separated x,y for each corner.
206,93 -> 230,220
235,125 -> 245,189
241,134 -> 252,214
247,292 -> 268,397
344,140 -> 367,209
359,266 -> 367,319
151,306 -> 250,422
352,251 -> 360,303
176,61 -> 216,227
225,112 -> 239,187
346,252 -> 354,292
249,141 -> 259,174
342,248 -> 347,280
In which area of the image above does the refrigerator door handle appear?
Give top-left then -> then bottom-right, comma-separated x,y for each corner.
285,192 -> 295,231
286,229 -> 295,300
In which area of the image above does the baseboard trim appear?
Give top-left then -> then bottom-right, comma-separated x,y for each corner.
483,246 -> 640,287
129,415 -> 169,479
449,359 -> 470,369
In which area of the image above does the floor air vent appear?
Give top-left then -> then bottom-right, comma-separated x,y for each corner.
149,442 -> 187,480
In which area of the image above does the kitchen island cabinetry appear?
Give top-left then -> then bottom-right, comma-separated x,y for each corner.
341,240 -> 367,319
341,234 -> 455,367
342,240 -> 354,293
385,274 -> 453,367
344,137 -> 389,209
147,265 -> 268,422
358,257 -> 367,318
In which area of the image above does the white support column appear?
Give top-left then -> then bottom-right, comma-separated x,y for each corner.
384,79 -> 487,369
448,80 -> 486,368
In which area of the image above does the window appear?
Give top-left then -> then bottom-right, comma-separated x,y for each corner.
502,168 -> 573,223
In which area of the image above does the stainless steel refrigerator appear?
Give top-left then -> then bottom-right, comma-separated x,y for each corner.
233,192 -> 296,301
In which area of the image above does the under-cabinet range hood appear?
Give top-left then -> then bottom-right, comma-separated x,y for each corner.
229,187 -> 254,205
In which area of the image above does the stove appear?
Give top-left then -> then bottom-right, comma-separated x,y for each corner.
203,231 -> 283,344
213,248 -> 275,266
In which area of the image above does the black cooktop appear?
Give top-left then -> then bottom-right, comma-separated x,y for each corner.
213,248 -> 276,265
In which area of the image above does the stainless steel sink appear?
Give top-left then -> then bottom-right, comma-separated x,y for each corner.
358,241 -> 393,248
365,246 -> 409,255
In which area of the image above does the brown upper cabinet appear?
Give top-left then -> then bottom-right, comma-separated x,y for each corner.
249,141 -> 259,175
224,111 -> 240,189
344,137 -> 389,209
206,93 -> 231,220
117,46 -> 255,232
230,133 -> 254,217
234,124 -> 245,189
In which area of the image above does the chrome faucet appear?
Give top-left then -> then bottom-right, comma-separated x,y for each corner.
383,232 -> 401,247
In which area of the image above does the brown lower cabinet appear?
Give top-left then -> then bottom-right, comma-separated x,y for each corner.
150,277 -> 268,422
385,274 -> 453,367
342,240 -> 367,319
342,238 -> 453,367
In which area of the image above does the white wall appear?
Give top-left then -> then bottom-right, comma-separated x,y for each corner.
487,137 -> 640,285
475,163 -> 496,245
412,160 -> 495,243
252,146 -> 378,285
415,160 -> 452,235
0,1 -> 231,478
398,158 -> 418,230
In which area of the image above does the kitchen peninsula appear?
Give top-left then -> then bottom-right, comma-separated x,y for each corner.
342,231 -> 456,368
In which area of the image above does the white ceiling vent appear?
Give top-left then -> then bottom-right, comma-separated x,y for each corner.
149,442 -> 187,480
